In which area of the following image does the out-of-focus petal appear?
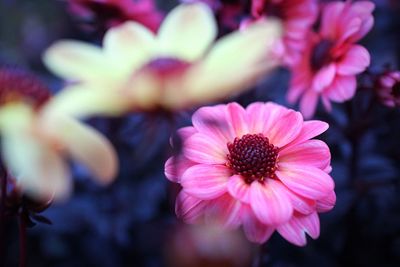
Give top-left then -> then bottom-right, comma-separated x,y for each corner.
0,103 -> 71,200
42,85 -> 132,119
325,75 -> 357,102
42,114 -> 118,185
43,41 -> 109,82
157,3 -> 217,61
337,45 -> 370,75
185,19 -> 281,103
103,21 -> 156,74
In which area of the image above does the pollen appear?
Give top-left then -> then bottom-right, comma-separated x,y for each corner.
227,133 -> 279,184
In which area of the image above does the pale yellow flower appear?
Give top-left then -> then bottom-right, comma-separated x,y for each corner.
0,99 -> 118,201
43,3 -> 281,118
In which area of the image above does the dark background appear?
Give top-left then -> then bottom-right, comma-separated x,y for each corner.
0,0 -> 400,266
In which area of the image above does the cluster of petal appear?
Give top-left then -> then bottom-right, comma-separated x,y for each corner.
43,3 -> 281,118
288,1 -> 375,118
165,102 -> 335,246
68,0 -> 163,33
375,70 -> 400,107
249,0 -> 318,66
0,69 -> 118,201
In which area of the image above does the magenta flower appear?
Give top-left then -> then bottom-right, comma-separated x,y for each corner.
375,70 -> 400,107
250,0 -> 318,65
68,0 -> 163,33
165,102 -> 335,246
287,1 -> 374,118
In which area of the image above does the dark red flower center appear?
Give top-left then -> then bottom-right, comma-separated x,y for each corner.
391,82 -> 400,98
139,57 -> 191,80
0,68 -> 51,109
310,39 -> 334,71
227,133 -> 279,184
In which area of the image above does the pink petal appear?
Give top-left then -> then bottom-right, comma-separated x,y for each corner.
241,205 -> 274,244
300,89 -> 319,119
176,126 -> 197,141
227,175 -> 251,203
337,45 -> 370,75
279,140 -> 331,170
276,164 -> 335,200
312,64 -> 336,93
246,102 -> 289,135
320,2 -> 345,39
277,212 -> 320,246
175,191 -> 208,223
249,180 -> 293,225
184,133 -> 227,164
325,75 -> 357,102
266,110 -> 303,148
285,189 -> 317,215
205,193 -> 242,229
181,164 -> 230,199
316,191 -> 337,212
226,102 -> 249,137
192,105 -> 234,146
285,120 -> 329,147
164,155 -> 195,183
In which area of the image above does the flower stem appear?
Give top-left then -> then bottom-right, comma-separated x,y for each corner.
18,213 -> 27,267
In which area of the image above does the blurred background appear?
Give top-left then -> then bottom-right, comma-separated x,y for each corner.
0,0 -> 400,266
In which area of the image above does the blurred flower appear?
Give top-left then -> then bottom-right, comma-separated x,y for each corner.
43,3 -> 281,117
375,70 -> 400,107
249,0 -> 318,66
164,223 -> 253,267
67,0 -> 163,33
287,1 -> 374,118
165,102 -> 335,246
182,0 -> 249,32
0,68 -> 117,200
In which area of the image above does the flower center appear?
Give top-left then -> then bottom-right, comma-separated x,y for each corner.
227,133 -> 279,184
140,57 -> 191,80
0,68 -> 51,109
391,82 -> 400,98
310,39 -> 334,71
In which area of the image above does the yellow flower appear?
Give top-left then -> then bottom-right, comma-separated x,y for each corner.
0,70 -> 118,200
43,3 -> 281,118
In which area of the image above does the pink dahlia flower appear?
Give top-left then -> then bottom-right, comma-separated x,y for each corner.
288,1 -> 375,118
375,70 -> 400,108
165,102 -> 336,246
68,0 -> 163,33
250,0 -> 318,66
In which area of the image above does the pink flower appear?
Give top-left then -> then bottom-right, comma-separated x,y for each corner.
68,0 -> 163,33
165,102 -> 336,246
288,1 -> 375,118
250,0 -> 318,65
375,70 -> 400,107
